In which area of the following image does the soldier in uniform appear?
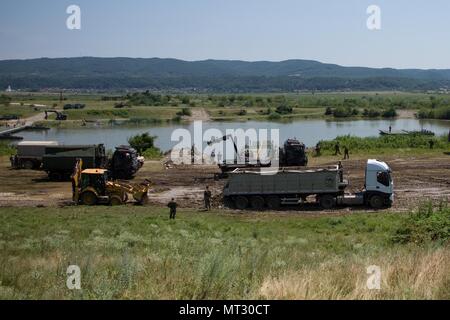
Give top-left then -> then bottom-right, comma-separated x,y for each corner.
334,141 -> 341,155
204,186 -> 212,211
429,139 -> 435,149
343,146 -> 350,159
167,198 -> 177,219
315,142 -> 321,156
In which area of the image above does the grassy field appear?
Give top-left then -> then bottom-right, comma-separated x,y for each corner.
0,203 -> 448,299
2,91 -> 450,123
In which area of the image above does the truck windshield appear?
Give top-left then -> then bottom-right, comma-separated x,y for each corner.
376,171 -> 390,187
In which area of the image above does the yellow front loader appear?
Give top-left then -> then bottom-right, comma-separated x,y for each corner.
72,159 -> 150,205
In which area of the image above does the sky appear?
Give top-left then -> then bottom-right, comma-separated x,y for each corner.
0,0 -> 449,69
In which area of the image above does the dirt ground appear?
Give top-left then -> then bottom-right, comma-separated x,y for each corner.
0,154 -> 448,213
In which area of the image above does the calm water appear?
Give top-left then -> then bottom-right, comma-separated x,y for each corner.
10,118 -> 450,152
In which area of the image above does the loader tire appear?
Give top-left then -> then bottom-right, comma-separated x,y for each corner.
80,191 -> 97,206
109,195 -> 123,206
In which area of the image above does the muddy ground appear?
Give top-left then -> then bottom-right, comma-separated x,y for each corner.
0,155 -> 448,213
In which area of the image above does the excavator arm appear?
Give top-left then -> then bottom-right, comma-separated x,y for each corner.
207,134 -> 241,161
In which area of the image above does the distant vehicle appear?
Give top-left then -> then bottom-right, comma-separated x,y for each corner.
45,110 -> 67,121
223,159 -> 393,210
0,115 -> 19,120
63,103 -> 86,110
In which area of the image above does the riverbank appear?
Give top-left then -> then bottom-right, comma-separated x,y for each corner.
2,91 -> 449,125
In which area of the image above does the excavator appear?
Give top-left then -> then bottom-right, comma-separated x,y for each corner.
207,135 -> 308,179
72,159 -> 150,206
45,110 -> 67,121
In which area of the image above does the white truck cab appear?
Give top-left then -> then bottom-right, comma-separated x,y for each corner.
364,159 -> 394,207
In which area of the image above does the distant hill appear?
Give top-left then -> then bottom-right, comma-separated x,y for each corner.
1,57 -> 450,92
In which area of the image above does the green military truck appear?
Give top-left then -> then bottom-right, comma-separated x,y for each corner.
42,144 -> 108,180
11,141 -> 59,169
223,159 -> 393,210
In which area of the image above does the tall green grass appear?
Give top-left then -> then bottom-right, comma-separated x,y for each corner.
318,134 -> 449,153
0,205 -> 448,299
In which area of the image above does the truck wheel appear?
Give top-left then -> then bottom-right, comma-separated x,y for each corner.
48,172 -> 62,181
266,196 -> 281,210
234,196 -> 249,210
319,195 -> 335,209
109,195 -> 123,206
23,160 -> 34,170
250,196 -> 265,210
224,197 -> 235,209
369,195 -> 384,209
80,191 -> 97,206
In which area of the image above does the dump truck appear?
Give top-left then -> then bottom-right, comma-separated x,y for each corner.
223,159 -> 393,210
11,141 -> 59,169
42,144 -> 108,180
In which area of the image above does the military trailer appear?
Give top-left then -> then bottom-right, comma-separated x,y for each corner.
11,141 -> 59,169
223,159 -> 393,210
42,144 -> 108,180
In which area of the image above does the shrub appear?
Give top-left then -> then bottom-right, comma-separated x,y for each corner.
142,147 -> 163,160
0,142 -> 16,156
392,201 -> 449,244
268,113 -> 281,120
275,104 -> 293,115
0,94 -> 12,106
127,132 -> 159,154
382,107 -> 397,118
176,108 -> 192,117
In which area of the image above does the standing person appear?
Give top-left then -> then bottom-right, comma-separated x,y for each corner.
334,141 -> 341,155
204,186 -> 212,210
343,146 -> 350,159
210,150 -> 215,164
428,139 -> 435,149
338,161 -> 343,182
315,142 -> 321,156
191,144 -> 195,164
389,125 -> 392,133
167,198 -> 177,219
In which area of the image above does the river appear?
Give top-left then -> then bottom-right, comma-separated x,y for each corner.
10,118 -> 450,152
